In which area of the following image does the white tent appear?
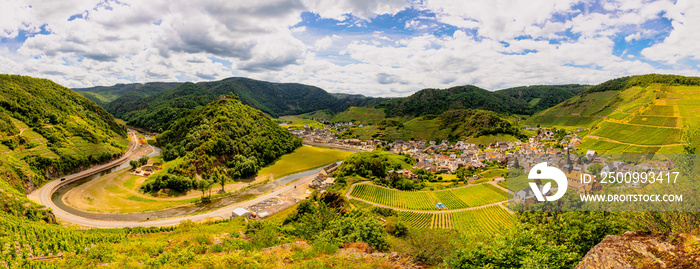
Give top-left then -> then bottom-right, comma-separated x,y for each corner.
232,208 -> 251,218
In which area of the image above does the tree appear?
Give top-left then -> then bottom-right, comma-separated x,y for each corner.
197,179 -> 214,201
588,163 -> 603,175
138,156 -> 149,166
129,160 -> 139,170
213,167 -> 228,193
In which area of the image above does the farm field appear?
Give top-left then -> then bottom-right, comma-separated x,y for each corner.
257,145 -> 352,179
331,106 -> 386,125
278,115 -> 325,130
348,183 -> 508,211
397,205 -> 514,236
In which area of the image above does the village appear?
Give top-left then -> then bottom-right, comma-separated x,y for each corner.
289,122 -> 586,175
291,122 -> 677,201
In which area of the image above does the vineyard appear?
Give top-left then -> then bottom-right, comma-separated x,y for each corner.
0,214 -> 174,268
349,183 -> 508,211
397,205 -> 514,236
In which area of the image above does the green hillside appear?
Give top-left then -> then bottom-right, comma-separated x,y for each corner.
110,82 -> 214,132
381,84 -> 587,118
330,106 -> 387,125
527,74 -> 700,154
338,109 -> 525,143
74,82 -> 180,106
0,75 -> 127,194
497,84 -> 588,112
147,95 -> 301,193
78,77 -> 385,132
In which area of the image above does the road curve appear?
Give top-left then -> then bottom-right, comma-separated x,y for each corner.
29,132 -> 318,228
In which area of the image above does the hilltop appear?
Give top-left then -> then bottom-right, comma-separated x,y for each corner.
145,95 -> 301,194
381,84 -> 587,118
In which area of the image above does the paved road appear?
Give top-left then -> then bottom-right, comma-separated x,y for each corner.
345,181 -> 514,214
29,132 -> 319,228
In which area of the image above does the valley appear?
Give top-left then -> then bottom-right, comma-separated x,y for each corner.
2,74 -> 700,268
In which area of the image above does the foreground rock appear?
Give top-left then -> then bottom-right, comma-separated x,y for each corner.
576,231 -> 700,269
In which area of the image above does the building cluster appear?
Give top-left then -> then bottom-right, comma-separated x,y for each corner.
511,149 -> 676,204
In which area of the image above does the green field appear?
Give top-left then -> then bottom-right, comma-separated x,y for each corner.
349,183 -> 508,211
298,110 -> 334,120
397,205 -> 514,236
257,146 -> 352,178
330,106 -> 386,125
526,91 -> 621,127
278,115 -> 325,130
592,121 -> 681,145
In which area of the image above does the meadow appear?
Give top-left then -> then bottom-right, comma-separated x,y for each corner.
257,146 -> 353,178
330,106 -> 386,125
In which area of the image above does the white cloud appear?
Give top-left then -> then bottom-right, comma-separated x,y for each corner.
641,0 -> 700,64
314,36 -> 334,50
302,0 -> 409,20
0,0 -> 697,97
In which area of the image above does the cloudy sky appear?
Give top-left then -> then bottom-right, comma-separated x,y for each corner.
1,0 -> 698,97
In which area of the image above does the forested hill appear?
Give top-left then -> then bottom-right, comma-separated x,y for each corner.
0,75 -> 127,219
381,84 -> 588,118
75,77 -> 385,132
154,95 -> 301,183
497,84 -> 588,112
74,82 -> 180,106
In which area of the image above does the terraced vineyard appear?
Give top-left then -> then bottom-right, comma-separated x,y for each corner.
397,205 -> 514,236
531,82 -> 700,155
349,183 -> 508,211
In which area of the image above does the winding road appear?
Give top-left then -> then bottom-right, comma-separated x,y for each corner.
29,131 -> 320,228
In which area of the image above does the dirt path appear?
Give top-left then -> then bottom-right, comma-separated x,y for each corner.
603,119 -> 681,129
586,135 -> 686,147
345,182 -> 514,214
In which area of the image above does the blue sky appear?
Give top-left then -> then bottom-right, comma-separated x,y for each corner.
0,0 -> 698,96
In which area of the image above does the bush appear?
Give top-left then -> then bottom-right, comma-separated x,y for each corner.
395,228 -> 462,266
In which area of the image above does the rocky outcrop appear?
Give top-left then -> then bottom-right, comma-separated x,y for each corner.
576,231 -> 700,269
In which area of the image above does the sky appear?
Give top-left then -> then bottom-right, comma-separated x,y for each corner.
0,0 -> 698,97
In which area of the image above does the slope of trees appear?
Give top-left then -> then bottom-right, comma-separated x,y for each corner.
382,84 -> 587,117
143,96 -> 301,194
437,109 -> 527,141
497,84 -> 588,112
0,75 -> 127,193
77,77 -> 385,132
584,74 -> 700,94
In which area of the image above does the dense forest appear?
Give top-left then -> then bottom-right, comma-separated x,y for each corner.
436,109 -> 527,141
381,84 -> 588,118
0,75 -> 127,193
76,77 -> 385,132
584,74 -> 700,94
143,95 -> 301,194
75,82 -> 180,107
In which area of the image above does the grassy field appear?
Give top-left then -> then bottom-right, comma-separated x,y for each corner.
349,183 -> 508,211
397,205 -> 514,236
526,91 -> 621,127
278,115 -> 325,130
331,106 -> 386,125
298,110 -> 334,120
257,145 -> 352,178
64,167 -> 197,213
